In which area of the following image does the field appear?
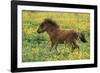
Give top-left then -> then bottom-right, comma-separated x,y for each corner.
22,10 -> 90,62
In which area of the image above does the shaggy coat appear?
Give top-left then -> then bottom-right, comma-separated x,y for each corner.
37,18 -> 87,52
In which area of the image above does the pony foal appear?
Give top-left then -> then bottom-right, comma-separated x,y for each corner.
37,18 -> 87,52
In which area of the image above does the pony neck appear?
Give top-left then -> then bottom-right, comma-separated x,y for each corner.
46,27 -> 58,32
46,27 -> 59,39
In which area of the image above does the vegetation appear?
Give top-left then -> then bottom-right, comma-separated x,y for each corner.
22,10 -> 90,62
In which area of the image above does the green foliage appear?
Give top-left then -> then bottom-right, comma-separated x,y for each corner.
22,10 -> 90,62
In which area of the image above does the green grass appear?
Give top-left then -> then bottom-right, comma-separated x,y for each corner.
22,10 -> 90,62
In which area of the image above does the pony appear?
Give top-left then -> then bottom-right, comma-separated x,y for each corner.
37,18 -> 87,52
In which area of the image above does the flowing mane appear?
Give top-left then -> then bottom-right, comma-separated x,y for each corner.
44,18 -> 59,28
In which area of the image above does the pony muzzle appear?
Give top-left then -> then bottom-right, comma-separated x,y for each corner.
37,30 -> 41,33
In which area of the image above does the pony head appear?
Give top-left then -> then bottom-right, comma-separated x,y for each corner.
37,18 -> 59,33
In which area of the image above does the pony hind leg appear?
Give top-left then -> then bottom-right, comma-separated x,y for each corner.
71,43 -> 75,52
71,41 -> 80,52
73,41 -> 80,49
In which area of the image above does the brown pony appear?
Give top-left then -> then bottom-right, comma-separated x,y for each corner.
37,18 -> 87,52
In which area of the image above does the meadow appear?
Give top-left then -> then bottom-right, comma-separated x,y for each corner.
22,10 -> 90,62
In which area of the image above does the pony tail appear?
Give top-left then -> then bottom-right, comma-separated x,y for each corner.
78,32 -> 87,43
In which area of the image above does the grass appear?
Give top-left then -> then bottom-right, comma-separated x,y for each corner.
22,10 -> 90,62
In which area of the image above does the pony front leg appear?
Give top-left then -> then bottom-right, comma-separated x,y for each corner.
49,41 -> 58,55
54,43 -> 58,52
53,40 -> 59,53
50,41 -> 58,52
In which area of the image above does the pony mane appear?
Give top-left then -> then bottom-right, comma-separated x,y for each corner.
44,18 -> 59,28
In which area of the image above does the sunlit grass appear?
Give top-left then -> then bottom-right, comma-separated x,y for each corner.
22,10 -> 90,62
